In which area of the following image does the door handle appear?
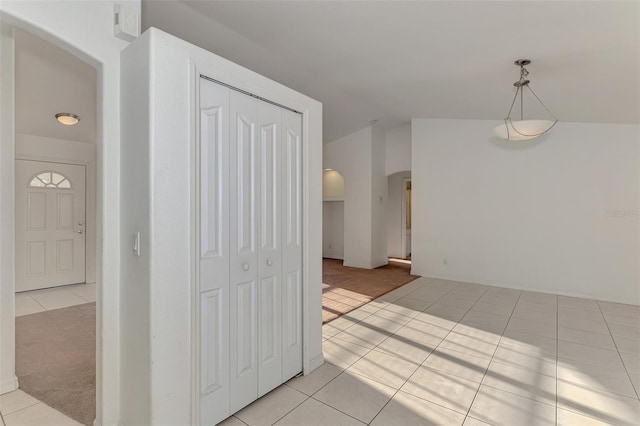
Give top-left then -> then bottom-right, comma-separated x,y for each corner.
76,229 -> 84,234
242,263 -> 250,271
266,259 -> 273,266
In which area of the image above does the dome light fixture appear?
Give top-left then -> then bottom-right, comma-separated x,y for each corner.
55,112 -> 80,126
493,59 -> 557,141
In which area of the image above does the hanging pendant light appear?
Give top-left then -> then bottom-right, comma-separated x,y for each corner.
493,59 -> 558,141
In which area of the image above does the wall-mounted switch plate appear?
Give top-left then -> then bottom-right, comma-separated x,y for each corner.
133,232 -> 141,256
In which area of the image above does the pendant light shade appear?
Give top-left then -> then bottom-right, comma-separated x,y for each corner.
493,119 -> 557,141
493,59 -> 557,141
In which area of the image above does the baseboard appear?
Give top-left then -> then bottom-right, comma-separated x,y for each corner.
322,255 -> 344,260
421,271 -> 640,306
93,419 -> 119,426
306,354 -> 324,375
370,260 -> 388,269
0,375 -> 19,395
94,422 -> 119,426
342,261 -> 376,269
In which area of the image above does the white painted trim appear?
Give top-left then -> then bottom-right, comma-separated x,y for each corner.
308,354 -> 324,372
189,60 -> 199,426
343,260 -> 388,270
0,22 -> 16,397
324,255 -> 344,261
400,177 -> 411,259
421,272 -> 640,306
0,375 -> 18,395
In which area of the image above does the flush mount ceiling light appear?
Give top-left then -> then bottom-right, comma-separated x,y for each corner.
55,113 -> 80,126
493,59 -> 557,141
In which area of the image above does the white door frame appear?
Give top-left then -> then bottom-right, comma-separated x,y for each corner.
0,13 -> 112,425
400,177 -> 411,259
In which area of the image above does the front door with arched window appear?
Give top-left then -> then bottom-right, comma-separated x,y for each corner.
15,159 -> 86,291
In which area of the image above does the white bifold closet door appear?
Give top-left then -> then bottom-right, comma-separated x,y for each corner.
198,77 -> 303,425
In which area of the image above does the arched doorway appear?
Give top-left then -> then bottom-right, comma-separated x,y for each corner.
0,8 -> 121,424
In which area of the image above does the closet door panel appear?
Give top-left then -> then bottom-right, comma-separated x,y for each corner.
198,79 -> 231,425
281,110 -> 303,381
257,103 -> 283,396
229,91 -> 259,412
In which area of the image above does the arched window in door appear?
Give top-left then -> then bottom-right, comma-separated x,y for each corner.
28,171 -> 72,189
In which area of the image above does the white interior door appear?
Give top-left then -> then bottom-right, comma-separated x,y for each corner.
15,160 -> 86,292
198,79 -> 231,425
257,101 -> 283,397
198,77 -> 303,423
229,90 -> 260,412
281,109 -> 303,381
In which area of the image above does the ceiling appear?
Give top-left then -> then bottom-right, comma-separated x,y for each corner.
143,1 -> 640,143
15,28 -> 96,144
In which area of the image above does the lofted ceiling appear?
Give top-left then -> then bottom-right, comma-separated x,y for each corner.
142,1 -> 639,143
15,28 -> 96,144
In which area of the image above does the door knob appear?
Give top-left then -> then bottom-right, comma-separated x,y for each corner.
266,259 -> 273,266
76,229 -> 84,234
242,263 -> 250,271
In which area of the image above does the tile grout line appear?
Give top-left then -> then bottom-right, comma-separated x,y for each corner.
367,282 -> 489,425
595,300 -> 640,401
462,290 -> 525,424
27,293 -> 48,311
263,389 -> 310,426
307,395 -> 370,425
317,281 -> 461,407
326,280 -> 449,352
0,401 -> 43,419
232,414 -> 250,425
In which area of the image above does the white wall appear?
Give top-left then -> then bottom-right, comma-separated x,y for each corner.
385,123 -> 411,176
387,171 -> 411,258
120,28 -> 323,424
15,134 -> 97,283
324,126 -> 388,269
371,125 -> 388,267
0,2 -> 139,425
412,118 -> 640,304
322,170 -> 344,198
322,170 -> 345,260
324,127 -> 374,268
0,22 -> 16,396
323,201 -> 344,259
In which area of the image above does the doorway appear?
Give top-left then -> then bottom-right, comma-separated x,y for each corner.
386,171 -> 411,261
401,177 -> 412,259
15,160 -> 86,291
7,26 -> 98,426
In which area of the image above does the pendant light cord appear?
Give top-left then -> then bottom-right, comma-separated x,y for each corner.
504,63 -> 557,123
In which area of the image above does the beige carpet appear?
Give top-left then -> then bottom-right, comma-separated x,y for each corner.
16,302 -> 96,426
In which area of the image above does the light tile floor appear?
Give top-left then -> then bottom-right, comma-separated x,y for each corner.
0,390 -> 80,426
15,283 -> 96,316
223,277 -> 640,426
